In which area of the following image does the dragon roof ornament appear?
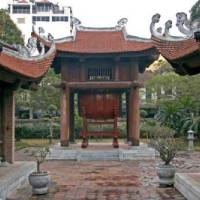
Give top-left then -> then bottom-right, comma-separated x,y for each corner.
72,17 -> 128,31
150,12 -> 200,41
3,36 -> 55,61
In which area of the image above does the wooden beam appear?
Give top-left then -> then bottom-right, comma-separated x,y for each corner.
68,81 -> 133,89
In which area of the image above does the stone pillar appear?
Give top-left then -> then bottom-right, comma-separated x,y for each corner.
60,59 -> 70,146
2,89 -> 15,163
187,130 -> 194,151
129,60 -> 140,146
29,108 -> 34,119
69,93 -> 75,143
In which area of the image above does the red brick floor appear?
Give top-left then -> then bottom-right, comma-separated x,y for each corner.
7,149 -> 200,200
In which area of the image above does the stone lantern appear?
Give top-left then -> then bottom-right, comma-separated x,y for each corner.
187,130 -> 194,151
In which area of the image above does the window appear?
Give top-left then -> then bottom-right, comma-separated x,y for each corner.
13,6 -> 30,14
52,16 -> 68,22
32,16 -> 50,22
37,4 -> 51,12
87,68 -> 112,80
17,18 -> 25,24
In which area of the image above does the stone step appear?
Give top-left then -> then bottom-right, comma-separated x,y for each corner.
46,144 -> 156,161
81,151 -> 119,157
81,157 -> 119,161
80,151 -> 119,161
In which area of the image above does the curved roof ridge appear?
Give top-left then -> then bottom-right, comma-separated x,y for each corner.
0,40 -> 18,51
3,41 -> 56,61
32,17 -> 153,46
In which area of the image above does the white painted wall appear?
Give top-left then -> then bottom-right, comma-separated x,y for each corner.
8,0 -> 72,44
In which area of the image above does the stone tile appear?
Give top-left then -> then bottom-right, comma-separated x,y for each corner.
8,150 -> 200,199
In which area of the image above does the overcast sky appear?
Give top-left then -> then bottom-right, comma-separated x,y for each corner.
0,0 -> 197,38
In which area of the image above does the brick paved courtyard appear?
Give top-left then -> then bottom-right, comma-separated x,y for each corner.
7,149 -> 200,200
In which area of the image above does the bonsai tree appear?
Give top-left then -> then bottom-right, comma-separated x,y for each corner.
26,146 -> 51,194
148,126 -> 182,186
25,146 -> 50,173
149,126 -> 181,165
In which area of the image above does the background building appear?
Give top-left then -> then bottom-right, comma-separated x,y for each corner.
8,0 -> 72,43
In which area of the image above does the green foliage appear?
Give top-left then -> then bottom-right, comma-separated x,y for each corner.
140,119 -> 157,138
190,0 -> 200,21
15,124 -> 60,140
149,126 -> 181,165
157,102 -> 182,131
156,96 -> 200,137
15,68 -> 61,114
25,146 -> 50,173
140,109 -> 148,118
146,72 -> 200,101
0,9 -> 24,45
146,119 -> 157,127
74,113 -> 83,138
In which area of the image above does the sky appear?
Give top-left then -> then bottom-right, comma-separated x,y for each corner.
0,0 -> 197,38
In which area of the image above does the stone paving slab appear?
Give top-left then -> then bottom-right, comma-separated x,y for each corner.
0,161 -> 36,200
6,149 -> 200,200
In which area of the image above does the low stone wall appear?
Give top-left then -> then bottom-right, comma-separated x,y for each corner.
175,173 -> 200,200
0,161 -> 36,200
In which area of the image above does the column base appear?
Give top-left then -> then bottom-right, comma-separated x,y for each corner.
60,140 -> 69,147
131,139 -> 140,146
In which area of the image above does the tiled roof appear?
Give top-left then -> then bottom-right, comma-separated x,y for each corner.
33,30 -> 156,54
0,46 -> 56,80
18,0 -> 28,3
152,36 -> 199,61
36,0 -> 53,4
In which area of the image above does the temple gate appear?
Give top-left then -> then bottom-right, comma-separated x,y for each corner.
33,18 -> 159,147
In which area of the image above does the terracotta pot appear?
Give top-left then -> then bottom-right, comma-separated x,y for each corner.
29,172 -> 50,194
156,164 -> 176,186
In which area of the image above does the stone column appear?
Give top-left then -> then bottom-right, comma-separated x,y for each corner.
60,59 -> 70,146
129,60 -> 140,146
2,89 -> 15,163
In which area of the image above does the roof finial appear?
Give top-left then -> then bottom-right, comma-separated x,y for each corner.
72,17 -> 81,26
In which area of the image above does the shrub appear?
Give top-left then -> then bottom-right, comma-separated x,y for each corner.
149,126 -> 181,165
140,109 -> 148,118
15,123 -> 60,140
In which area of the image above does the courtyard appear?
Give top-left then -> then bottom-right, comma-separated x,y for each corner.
6,147 -> 200,200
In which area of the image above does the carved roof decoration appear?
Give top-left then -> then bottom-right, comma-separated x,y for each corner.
150,12 -> 200,41
32,18 -> 157,54
0,37 -> 56,89
150,12 -> 200,75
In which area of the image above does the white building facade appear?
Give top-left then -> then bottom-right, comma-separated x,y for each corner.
8,0 -> 72,43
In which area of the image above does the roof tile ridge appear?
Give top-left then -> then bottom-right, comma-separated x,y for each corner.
2,39 -> 56,62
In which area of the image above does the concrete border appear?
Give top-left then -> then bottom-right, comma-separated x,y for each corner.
175,173 -> 200,200
0,161 -> 36,200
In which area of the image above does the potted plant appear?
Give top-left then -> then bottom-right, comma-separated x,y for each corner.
149,126 -> 181,186
25,146 -> 50,194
